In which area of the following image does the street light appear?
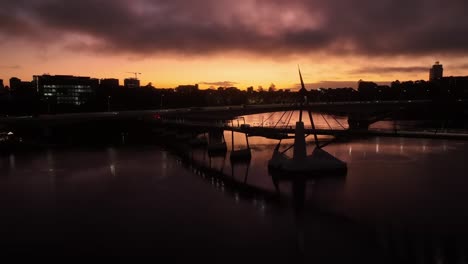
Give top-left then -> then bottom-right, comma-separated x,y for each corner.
160,94 -> 165,109
107,96 -> 111,112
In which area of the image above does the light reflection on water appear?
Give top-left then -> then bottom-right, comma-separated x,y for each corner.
1,112 -> 468,260
239,111 -> 349,129
186,112 -> 468,233
199,113 -> 468,260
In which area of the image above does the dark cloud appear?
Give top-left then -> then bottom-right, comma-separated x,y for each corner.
1,0 -> 468,57
200,81 -> 238,87
350,66 -> 429,75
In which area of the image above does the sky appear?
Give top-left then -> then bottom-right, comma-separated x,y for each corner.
1,0 -> 468,89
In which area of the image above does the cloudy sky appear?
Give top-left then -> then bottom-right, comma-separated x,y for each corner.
1,0 -> 468,89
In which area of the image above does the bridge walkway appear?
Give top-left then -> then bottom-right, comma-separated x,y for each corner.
158,119 -> 468,141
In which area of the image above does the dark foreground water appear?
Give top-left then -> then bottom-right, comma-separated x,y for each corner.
1,116 -> 468,262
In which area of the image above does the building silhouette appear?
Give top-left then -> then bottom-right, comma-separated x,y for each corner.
441,76 -> 468,98
124,78 -> 140,88
9,77 -> 22,91
101,78 -> 119,87
9,77 -> 33,92
34,75 -> 98,106
429,61 -> 443,81
176,84 -> 199,94
0,79 -> 6,96
100,78 -> 120,89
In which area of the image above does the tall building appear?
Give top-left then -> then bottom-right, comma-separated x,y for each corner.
124,78 -> 140,88
9,77 -> 33,92
0,79 -> 6,95
441,76 -> 468,98
34,75 -> 98,105
100,79 -> 120,98
100,78 -> 120,90
9,77 -> 22,90
429,61 -> 443,81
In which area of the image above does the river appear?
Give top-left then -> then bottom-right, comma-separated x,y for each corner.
0,112 -> 467,262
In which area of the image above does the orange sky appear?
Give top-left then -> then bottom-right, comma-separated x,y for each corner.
2,42 -> 467,90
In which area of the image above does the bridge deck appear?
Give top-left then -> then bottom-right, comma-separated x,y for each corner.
1,100 -> 467,141
159,119 -> 468,141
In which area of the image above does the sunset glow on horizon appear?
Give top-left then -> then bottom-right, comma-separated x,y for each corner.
1,0 -> 468,89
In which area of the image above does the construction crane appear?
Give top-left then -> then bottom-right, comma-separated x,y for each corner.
126,72 -> 141,79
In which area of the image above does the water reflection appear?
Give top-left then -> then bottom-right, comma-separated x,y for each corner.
46,150 -> 56,191
107,147 -> 117,177
180,128 -> 354,257
1,113 -> 468,260
9,153 -> 15,170
176,147 -> 279,218
231,161 -> 251,184
241,111 -> 349,130
375,137 -> 380,153
176,116 -> 468,262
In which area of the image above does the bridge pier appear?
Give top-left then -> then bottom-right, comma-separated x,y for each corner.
347,119 -> 370,130
230,129 -> 251,162
347,114 -> 372,130
207,129 -> 227,156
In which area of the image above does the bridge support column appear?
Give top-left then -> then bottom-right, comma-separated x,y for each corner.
293,121 -> 307,160
208,129 -> 224,143
348,114 -> 371,130
207,129 -> 227,156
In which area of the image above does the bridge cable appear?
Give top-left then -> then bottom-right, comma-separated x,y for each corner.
274,107 -> 297,153
265,101 -> 297,152
280,143 -> 295,155
283,107 -> 295,128
320,113 -> 333,130
330,115 -> 346,130
314,113 -> 340,149
323,114 -> 348,147
260,111 -> 277,127
283,102 -> 297,124
284,110 -> 295,129
273,110 -> 289,129
278,108 -> 306,154
307,107 -> 320,149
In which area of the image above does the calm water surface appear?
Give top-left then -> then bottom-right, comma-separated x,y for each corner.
1,113 -> 467,262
